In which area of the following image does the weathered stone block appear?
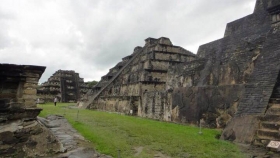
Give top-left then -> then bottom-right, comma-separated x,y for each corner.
23,89 -> 37,95
22,94 -> 37,100
23,72 -> 40,78
0,131 -> 17,144
221,115 -> 259,143
0,144 -> 10,150
24,100 -> 36,108
23,83 -> 37,88
9,102 -> 24,111
25,77 -> 39,83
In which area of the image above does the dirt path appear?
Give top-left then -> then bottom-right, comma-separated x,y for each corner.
38,115 -> 112,158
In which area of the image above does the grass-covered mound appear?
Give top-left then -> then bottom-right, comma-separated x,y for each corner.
38,103 -> 245,158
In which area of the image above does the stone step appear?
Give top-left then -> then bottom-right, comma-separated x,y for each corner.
261,114 -> 280,122
255,134 -> 280,147
253,138 -> 269,146
266,105 -> 280,114
268,103 -> 280,108
269,98 -> 280,104
256,134 -> 277,141
261,121 -> 280,130
257,129 -> 280,139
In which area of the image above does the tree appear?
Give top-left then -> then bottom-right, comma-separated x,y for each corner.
85,80 -> 98,87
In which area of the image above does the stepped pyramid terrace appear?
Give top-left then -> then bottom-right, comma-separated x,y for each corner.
78,0 -> 280,146
4,0 -> 280,157
38,70 -> 89,103
79,37 -> 197,119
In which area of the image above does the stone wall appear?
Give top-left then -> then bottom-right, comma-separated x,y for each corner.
0,64 -> 61,157
163,0 -> 280,144
222,24 -> 280,143
91,96 -> 140,115
171,85 -> 244,127
139,91 -> 168,120
0,64 -> 45,120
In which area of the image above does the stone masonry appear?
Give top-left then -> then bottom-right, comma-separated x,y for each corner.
79,37 -> 197,120
0,64 -> 61,157
79,0 -> 280,146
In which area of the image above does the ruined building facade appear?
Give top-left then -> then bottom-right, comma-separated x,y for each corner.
0,64 -> 61,157
38,70 -> 89,103
79,0 -> 280,145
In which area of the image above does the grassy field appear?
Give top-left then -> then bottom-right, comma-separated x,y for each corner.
38,103 -> 245,158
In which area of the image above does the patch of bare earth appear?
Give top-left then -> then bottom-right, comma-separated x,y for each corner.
133,146 -> 172,158
133,146 -> 144,157
154,152 -> 171,158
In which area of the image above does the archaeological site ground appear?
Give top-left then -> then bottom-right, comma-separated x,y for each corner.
1,0 -> 280,157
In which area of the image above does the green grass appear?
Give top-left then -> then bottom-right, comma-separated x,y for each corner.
38,103 -> 245,158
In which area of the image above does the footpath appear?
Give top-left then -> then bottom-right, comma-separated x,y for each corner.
38,115 -> 112,158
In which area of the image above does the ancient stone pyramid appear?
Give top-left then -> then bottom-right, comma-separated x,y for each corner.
79,0 -> 280,145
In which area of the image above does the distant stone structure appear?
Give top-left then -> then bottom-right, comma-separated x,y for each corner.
0,64 -> 61,157
38,70 -> 89,103
79,0 -> 280,146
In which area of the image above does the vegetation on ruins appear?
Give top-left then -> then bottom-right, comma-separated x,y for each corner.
85,80 -> 99,87
39,103 -> 246,158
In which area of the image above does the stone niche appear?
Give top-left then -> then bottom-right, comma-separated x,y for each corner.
0,64 -> 61,157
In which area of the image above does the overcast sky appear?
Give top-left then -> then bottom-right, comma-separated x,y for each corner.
0,0 -> 256,83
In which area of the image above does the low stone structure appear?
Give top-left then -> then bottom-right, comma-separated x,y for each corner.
0,64 -> 61,157
79,0 -> 280,147
38,70 -> 89,103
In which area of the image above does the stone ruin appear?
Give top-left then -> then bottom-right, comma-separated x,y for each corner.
1,1 -> 280,156
38,70 -> 90,103
79,37 -> 197,118
0,64 -> 61,157
79,0 -> 280,146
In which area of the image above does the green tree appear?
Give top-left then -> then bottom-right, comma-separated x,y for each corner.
85,80 -> 98,87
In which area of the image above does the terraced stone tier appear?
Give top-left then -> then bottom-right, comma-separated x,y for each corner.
261,121 -> 280,130
257,129 -> 280,139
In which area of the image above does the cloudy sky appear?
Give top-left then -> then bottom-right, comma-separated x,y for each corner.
0,0 -> 256,83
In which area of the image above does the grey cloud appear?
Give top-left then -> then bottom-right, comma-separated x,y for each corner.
0,0 -> 256,83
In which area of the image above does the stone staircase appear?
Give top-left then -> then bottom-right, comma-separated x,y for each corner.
255,102 -> 280,146
79,47 -> 145,109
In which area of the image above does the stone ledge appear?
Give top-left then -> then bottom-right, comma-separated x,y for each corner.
4,108 -> 42,121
